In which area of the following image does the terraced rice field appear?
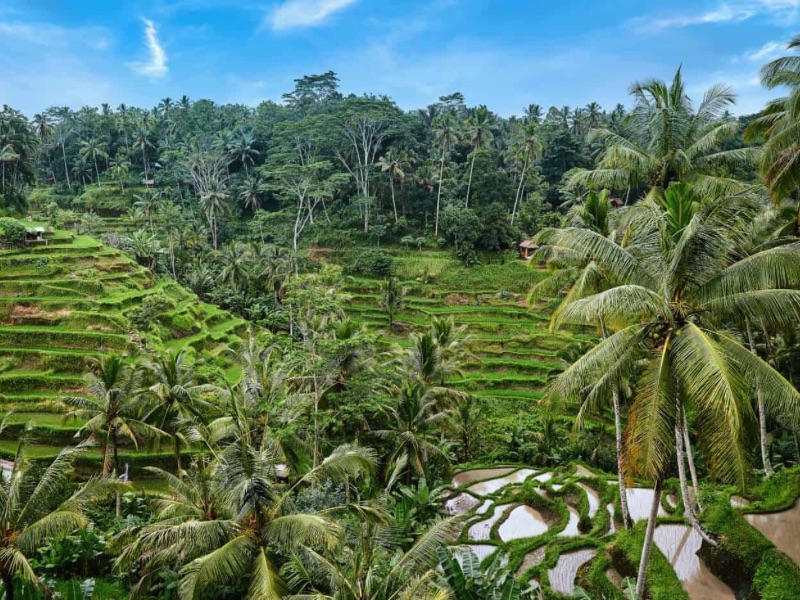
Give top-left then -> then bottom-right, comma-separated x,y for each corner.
446,465 -> 737,599
0,229 -> 247,470
343,272 -> 594,440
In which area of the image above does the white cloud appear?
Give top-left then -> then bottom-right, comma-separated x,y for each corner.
739,40 -> 787,62
269,0 -> 358,30
634,0 -> 800,31
130,18 -> 168,77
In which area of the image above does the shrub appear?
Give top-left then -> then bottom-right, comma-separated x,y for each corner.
348,248 -> 393,277
0,217 -> 26,247
127,293 -> 176,331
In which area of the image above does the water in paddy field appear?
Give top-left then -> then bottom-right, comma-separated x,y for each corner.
577,482 -> 600,517
452,467 -> 514,487
558,506 -> 581,537
445,493 -> 480,515
497,505 -> 550,541
746,501 -> 800,567
466,469 -> 537,495
474,499 -> 493,515
516,547 -> 546,578
653,524 -> 735,600
730,495 -> 750,508
468,504 -> 511,540
625,488 -> 667,522
547,549 -> 595,596
574,465 -> 595,477
606,504 -> 617,534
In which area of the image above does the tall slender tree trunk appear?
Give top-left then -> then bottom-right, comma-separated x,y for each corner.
465,153 -> 476,207
94,156 -> 102,188
435,155 -> 445,236
600,320 -> 631,529
142,146 -> 148,179
613,389 -> 632,529
675,414 -> 716,546
62,143 -> 71,189
389,177 -> 398,223
4,572 -> 15,600
746,320 -> 774,477
511,152 -> 529,225
682,409 -> 701,511
635,477 -> 663,600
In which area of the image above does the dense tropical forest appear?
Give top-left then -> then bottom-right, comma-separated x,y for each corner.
3,32 -> 800,600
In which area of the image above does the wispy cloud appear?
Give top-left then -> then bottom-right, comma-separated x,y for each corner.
130,18 -> 168,77
268,0 -> 358,30
738,39 -> 787,62
633,1 -> 800,31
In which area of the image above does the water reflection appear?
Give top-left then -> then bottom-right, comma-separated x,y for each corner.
467,469 -> 536,495
453,467 -> 514,487
547,549 -> 595,596
746,501 -> 800,567
498,505 -> 550,540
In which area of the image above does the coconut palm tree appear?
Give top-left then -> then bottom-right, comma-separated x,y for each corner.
219,241 -> 252,289
63,354 -> 165,477
238,176 -> 264,212
373,381 -> 450,485
108,157 -> 131,190
53,124 -> 73,188
0,144 -> 19,195
229,130 -> 260,174
133,126 -> 154,179
140,349 -> 221,473
79,137 -> 108,188
570,68 -> 751,201
0,423 -> 120,600
377,148 -> 406,223
378,276 -> 407,328
463,105 -> 495,207
117,434 -> 375,599
432,114 -> 459,236
286,516 -> 457,600
133,189 -> 161,233
200,181 -> 229,249
511,123 -> 544,224
542,183 -> 800,597
746,36 -> 800,201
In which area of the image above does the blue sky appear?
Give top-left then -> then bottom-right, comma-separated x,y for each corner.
1,0 -> 798,117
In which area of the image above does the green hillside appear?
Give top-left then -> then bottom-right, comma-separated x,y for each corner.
0,226 -> 248,469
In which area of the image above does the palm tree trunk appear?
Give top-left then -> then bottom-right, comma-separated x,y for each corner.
613,389 -> 632,529
390,177 -> 398,223
3,572 -> 14,600
142,146 -> 148,179
682,409 -> 701,511
94,156 -> 102,189
174,436 -> 183,473
635,477 -> 662,600
62,143 -> 71,188
511,152 -> 529,225
465,153 -> 476,207
601,320 -> 631,529
746,320 -> 774,477
675,415 -> 716,546
435,155 -> 445,236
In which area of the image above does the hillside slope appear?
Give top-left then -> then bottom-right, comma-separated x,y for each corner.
0,227 -> 247,466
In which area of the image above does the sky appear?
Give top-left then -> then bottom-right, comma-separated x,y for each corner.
1,0 -> 799,117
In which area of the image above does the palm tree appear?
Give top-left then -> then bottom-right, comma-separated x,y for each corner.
108,157 -> 131,190
140,349 -> 220,473
432,114 -> 459,236
238,176 -> 264,212
0,144 -> 19,195
463,105 -> 495,207
133,126 -> 154,179
63,354 -> 164,477
158,97 -> 174,118
79,137 -> 108,188
219,241 -> 252,289
0,424 -> 119,600
542,183 -> 800,597
54,124 -> 73,188
511,123 -> 544,224
571,68 -> 751,201
117,437 -> 375,599
286,516 -> 457,600
373,381 -> 450,485
133,189 -> 161,233
378,276 -> 407,328
746,36 -> 800,201
229,130 -> 260,174
200,181 -> 229,249
377,148 -> 405,223
523,103 -> 543,125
